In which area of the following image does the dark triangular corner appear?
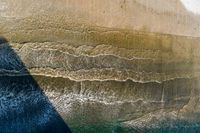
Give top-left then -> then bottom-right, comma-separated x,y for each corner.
0,36 -> 72,133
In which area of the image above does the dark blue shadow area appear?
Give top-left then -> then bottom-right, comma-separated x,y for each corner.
0,37 -> 72,133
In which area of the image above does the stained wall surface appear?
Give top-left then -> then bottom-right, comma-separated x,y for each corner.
0,0 -> 200,132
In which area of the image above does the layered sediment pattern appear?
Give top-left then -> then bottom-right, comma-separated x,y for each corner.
1,0 -> 200,132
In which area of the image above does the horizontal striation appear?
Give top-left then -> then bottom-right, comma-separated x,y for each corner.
1,13 -> 200,129
28,75 -> 197,124
0,41 -> 196,84
0,1 -> 200,131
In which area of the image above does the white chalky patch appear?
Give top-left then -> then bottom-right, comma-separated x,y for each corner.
180,0 -> 200,14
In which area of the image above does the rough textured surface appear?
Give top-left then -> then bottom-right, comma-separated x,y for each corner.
0,0 -> 200,132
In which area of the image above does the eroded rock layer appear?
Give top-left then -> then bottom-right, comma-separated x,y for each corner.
1,0 -> 200,132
